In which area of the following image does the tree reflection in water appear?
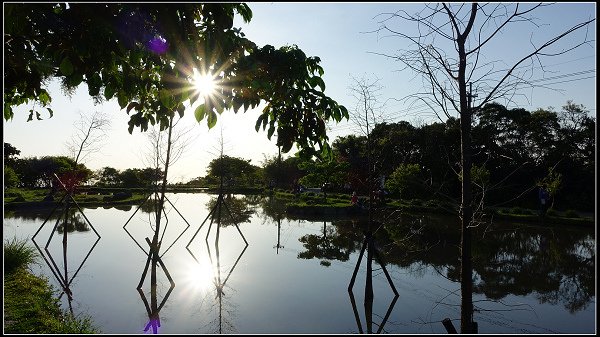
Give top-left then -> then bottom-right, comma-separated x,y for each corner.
377,211 -> 595,332
273,202 -> 594,333
255,196 -> 289,254
347,219 -> 400,334
186,195 -> 249,247
136,235 -> 175,334
31,174 -> 101,315
123,191 -> 191,334
298,221 -> 353,265
186,193 -> 249,333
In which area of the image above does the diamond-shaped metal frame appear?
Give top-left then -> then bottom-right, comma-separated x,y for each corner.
31,173 -> 101,313
123,190 -> 191,258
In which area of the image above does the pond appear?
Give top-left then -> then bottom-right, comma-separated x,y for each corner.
3,193 -> 596,334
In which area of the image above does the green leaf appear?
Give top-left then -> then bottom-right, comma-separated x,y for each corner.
233,97 -> 243,113
104,83 -> 115,100
159,89 -> 175,109
126,102 -> 139,114
38,90 -> 51,106
320,142 -> 333,160
35,111 -> 42,120
215,100 -> 224,114
67,73 -> 83,87
267,125 -> 275,139
255,114 -> 264,132
117,91 -> 127,108
194,104 -> 206,122
147,114 -> 155,125
180,89 -> 189,103
46,108 -> 54,118
340,105 -> 349,119
177,104 -> 185,118
308,76 -> 325,90
60,57 -> 74,76
207,110 -> 217,129
4,104 -> 13,120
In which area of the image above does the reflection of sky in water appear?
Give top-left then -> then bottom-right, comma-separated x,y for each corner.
3,193 -> 596,334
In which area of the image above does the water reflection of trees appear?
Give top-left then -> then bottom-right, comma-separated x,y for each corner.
243,196 -> 594,315
287,209 -> 594,314
136,235 -> 175,334
124,190 -> 192,334
473,228 -> 595,313
379,214 -> 595,314
204,240 -> 248,334
205,195 -> 254,227
297,221 -> 358,265
10,208 -> 92,233
256,196 -> 288,224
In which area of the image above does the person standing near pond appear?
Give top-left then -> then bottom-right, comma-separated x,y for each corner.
351,191 -> 358,206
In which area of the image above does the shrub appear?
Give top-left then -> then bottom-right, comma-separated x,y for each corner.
510,206 -> 525,215
564,209 -> 580,218
4,237 -> 39,274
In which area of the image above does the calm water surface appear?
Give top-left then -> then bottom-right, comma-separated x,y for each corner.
3,193 -> 596,334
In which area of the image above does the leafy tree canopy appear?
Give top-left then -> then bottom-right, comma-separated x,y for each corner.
4,3 -> 348,158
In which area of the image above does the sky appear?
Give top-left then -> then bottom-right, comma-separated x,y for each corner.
3,2 -> 596,183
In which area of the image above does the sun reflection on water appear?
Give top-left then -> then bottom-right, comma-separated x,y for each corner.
181,258 -> 215,293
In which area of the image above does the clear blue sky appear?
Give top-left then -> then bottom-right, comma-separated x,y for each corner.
3,2 -> 596,183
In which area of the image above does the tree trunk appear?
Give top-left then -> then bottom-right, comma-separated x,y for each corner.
456,6 -> 476,331
459,108 -> 474,333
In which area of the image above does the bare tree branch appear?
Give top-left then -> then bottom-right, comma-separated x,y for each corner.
65,110 -> 111,165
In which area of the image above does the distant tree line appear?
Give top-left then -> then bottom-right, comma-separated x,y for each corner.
253,101 -> 595,212
4,101 -> 594,211
4,144 -> 164,189
336,101 -> 593,211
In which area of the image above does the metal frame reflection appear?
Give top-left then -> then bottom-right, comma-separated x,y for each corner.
186,190 -> 249,333
205,237 -> 248,334
348,228 -> 399,334
274,214 -> 284,254
123,190 -> 191,258
31,173 -> 101,314
123,189 -> 190,334
136,236 -> 176,334
185,192 -> 249,249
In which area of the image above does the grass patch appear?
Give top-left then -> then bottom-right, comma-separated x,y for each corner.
4,237 -> 100,334
3,237 -> 39,274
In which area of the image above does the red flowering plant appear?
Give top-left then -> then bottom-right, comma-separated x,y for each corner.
54,169 -> 88,195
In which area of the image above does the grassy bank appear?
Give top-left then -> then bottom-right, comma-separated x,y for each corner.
279,190 -> 594,227
3,238 -> 99,334
4,187 -> 148,211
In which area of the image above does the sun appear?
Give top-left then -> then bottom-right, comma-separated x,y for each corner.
192,69 -> 217,98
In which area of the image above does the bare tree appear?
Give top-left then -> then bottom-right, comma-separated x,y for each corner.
371,3 -> 595,333
143,117 -> 197,180
65,110 -> 111,165
348,74 -> 388,137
